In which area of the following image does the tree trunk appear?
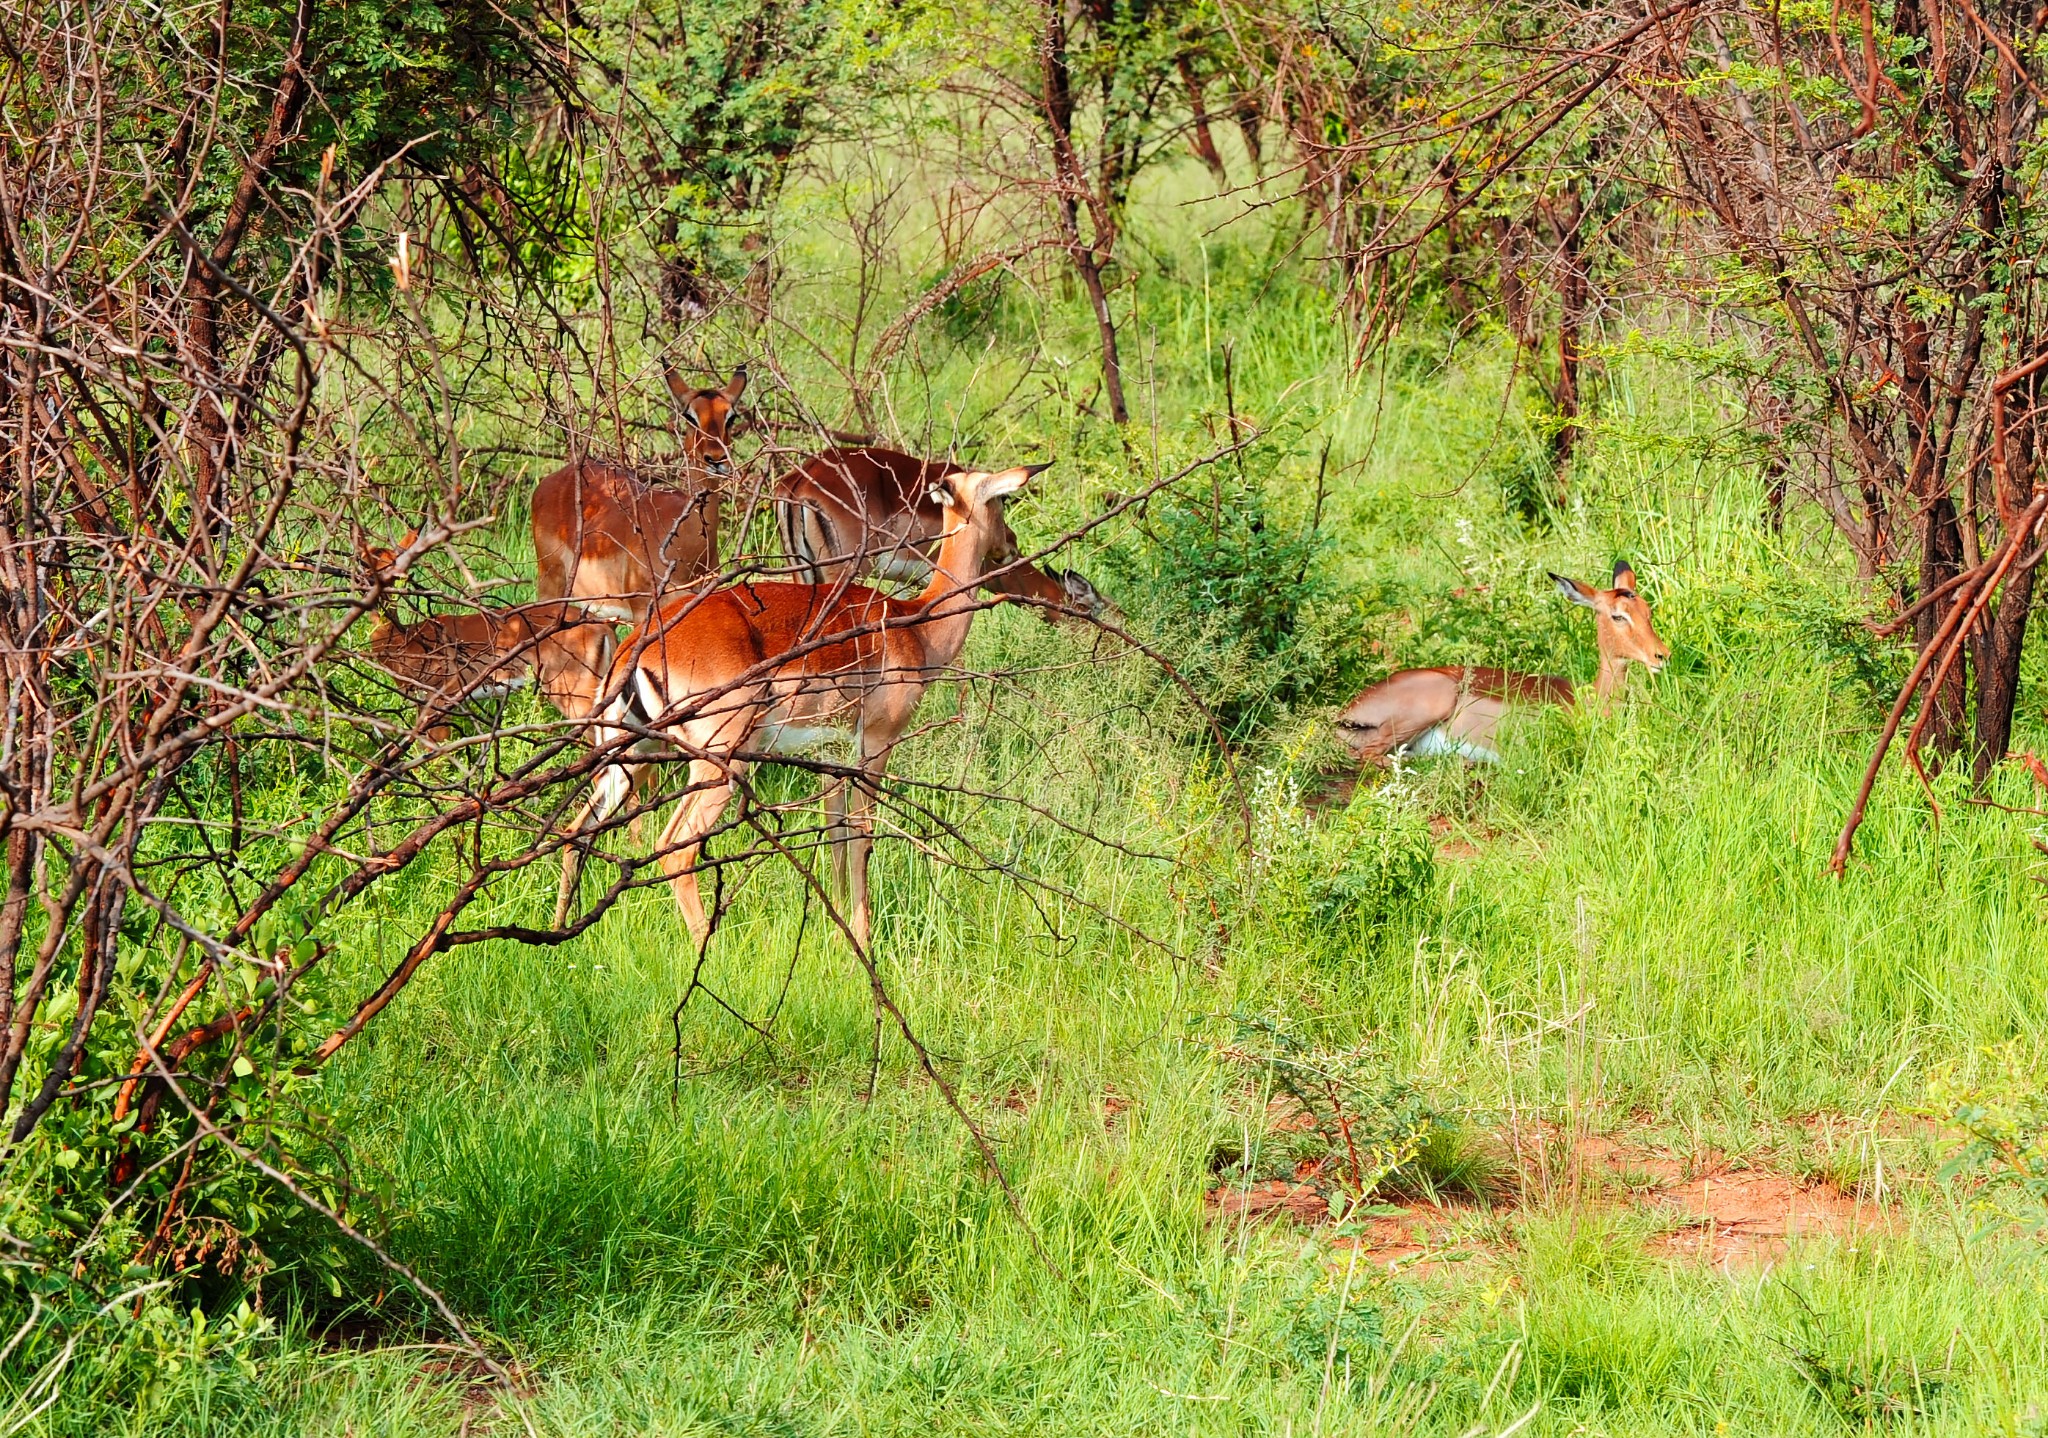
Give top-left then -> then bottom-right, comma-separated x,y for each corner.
1497,219 -> 1536,351
1232,92 -> 1264,176
179,0 -> 313,542
1071,247 -> 1129,423
1177,59 -> 1228,189
1041,0 -> 1130,425
1972,556 -> 2037,785
1916,494 -> 1968,762
1552,194 -> 1587,472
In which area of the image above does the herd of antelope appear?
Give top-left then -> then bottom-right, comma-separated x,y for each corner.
363,365 -> 1669,951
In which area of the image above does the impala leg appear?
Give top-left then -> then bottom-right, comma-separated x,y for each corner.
842,758 -> 888,953
630,763 -> 662,847
555,761 -> 633,929
824,775 -> 851,899
653,756 -> 745,954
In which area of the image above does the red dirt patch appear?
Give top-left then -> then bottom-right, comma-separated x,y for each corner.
1207,1123 -> 1892,1275
1204,1184 -> 1495,1277
1333,1199 -> 1495,1277
1264,1094 -> 1322,1133
1564,1131 -> 1885,1267
1303,772 -> 1358,815
1102,1090 -> 1130,1131
1209,1177 -> 1330,1225
1647,1168 -> 1874,1267
1427,814 -> 1487,861
418,1354 -> 537,1433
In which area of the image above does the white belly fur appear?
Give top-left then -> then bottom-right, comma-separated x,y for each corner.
1405,725 -> 1501,764
872,552 -> 933,585
754,721 -> 856,757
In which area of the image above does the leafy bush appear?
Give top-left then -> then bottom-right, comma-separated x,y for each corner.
1928,1043 -> 2048,1238
1282,1288 -> 1387,1378
1104,450 -> 1355,739
1213,1011 -> 1488,1218
1259,780 -> 1437,950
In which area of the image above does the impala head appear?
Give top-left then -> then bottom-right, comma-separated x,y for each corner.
666,365 -> 748,478
926,462 -> 1049,533
1059,568 -> 1109,617
357,527 -> 419,587
1550,561 -> 1670,684
931,464 -> 1108,616
357,534 -> 415,645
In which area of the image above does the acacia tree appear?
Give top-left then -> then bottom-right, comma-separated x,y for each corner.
568,0 -> 908,324
0,0 -> 1210,1359
1635,0 -> 2048,783
1224,2 -> 1642,474
0,0 -> 611,1328
932,0 -> 1231,426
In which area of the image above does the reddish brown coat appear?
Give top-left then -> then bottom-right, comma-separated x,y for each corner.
773,446 -> 1101,616
531,368 -> 744,622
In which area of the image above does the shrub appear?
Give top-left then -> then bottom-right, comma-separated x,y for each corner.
1927,1043 -> 2048,1238
1213,1011 -> 1488,1218
1104,449 -> 1355,739
1259,780 -> 1437,951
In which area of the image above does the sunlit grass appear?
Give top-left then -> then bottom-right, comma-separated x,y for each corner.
37,150 -> 2048,1436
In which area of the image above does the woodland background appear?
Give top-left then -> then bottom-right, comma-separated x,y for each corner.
3,0 -> 2048,1432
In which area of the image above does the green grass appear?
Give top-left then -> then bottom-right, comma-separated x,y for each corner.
28,153 -> 2048,1436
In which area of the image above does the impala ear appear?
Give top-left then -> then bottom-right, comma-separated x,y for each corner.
980,461 -> 1049,502
662,361 -> 691,406
1612,559 -> 1637,596
722,365 -> 748,402
1061,569 -> 1105,613
1551,572 -> 1597,608
926,478 -> 955,508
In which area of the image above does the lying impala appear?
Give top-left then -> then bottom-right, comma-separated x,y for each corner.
361,542 -> 615,739
531,366 -> 746,623
557,462 -> 1049,948
774,445 -> 1103,617
1336,562 -> 1670,763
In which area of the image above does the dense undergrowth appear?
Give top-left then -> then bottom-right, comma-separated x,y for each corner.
16,158 -> 2048,1437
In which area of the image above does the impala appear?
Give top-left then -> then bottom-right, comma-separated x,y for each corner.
361,543 -> 615,739
557,462 -> 1050,949
1336,562 -> 1670,763
774,445 -> 1103,617
531,366 -> 746,623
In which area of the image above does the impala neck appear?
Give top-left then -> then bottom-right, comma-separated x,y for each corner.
1591,651 -> 1630,701
903,504 -> 997,667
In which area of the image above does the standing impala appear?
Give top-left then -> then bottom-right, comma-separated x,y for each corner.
774,446 -> 1103,617
531,366 -> 746,623
1336,562 -> 1670,763
557,462 -> 1050,949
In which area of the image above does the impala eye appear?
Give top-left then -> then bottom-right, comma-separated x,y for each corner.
1612,611 -> 1629,622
